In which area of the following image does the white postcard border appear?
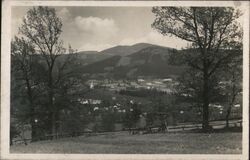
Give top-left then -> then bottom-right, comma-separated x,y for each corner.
1,1 -> 249,160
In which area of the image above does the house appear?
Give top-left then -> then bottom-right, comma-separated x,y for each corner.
79,98 -> 102,105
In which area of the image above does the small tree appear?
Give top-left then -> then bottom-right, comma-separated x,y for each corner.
11,37 -> 40,141
102,112 -> 116,131
219,55 -> 242,127
123,101 -> 141,128
152,7 -> 242,131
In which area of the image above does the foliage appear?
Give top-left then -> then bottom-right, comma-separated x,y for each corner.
11,6 -> 83,140
101,112 -> 116,131
152,7 -> 242,131
123,102 -> 142,128
217,53 -> 242,126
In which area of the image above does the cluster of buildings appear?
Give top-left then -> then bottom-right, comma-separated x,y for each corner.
77,97 -> 137,114
86,78 -> 177,93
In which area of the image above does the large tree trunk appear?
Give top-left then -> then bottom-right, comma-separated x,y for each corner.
202,90 -> 210,131
48,68 -> 57,139
25,76 -> 37,142
202,65 -> 210,132
226,82 -> 237,128
51,111 -> 57,138
225,107 -> 231,128
226,96 -> 236,128
31,121 -> 37,141
29,102 -> 37,142
28,93 -> 37,142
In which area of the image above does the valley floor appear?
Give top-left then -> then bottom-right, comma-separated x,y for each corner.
10,131 -> 242,154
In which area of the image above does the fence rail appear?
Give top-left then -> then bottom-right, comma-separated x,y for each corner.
12,119 -> 242,145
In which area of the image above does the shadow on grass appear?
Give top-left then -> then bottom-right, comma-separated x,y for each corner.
185,126 -> 242,133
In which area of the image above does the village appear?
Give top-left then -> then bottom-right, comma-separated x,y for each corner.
86,77 -> 176,93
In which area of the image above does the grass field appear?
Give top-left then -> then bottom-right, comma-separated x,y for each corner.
10,132 -> 242,154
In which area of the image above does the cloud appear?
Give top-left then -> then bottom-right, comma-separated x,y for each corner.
12,7 -> 189,52
11,18 -> 23,37
78,30 -> 189,52
65,16 -> 119,51
119,30 -> 188,49
74,16 -> 119,40
58,13 -> 120,51
75,16 -> 118,32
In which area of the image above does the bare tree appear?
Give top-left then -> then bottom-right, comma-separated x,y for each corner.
19,6 -> 66,136
152,7 -> 242,131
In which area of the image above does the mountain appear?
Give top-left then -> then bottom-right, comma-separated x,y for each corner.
74,43 -> 161,66
81,44 -> 186,79
100,43 -> 154,56
75,51 -> 111,65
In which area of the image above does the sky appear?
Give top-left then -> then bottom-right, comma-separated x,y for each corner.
12,6 -> 190,51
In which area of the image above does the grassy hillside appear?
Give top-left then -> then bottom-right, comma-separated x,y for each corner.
10,132 -> 242,154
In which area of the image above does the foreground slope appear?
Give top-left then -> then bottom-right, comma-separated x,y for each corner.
11,132 -> 241,154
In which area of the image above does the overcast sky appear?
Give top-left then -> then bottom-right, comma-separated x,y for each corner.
12,6 -> 190,51
14,6 -> 243,52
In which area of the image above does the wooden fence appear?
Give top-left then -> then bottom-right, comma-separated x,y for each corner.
12,119 -> 242,145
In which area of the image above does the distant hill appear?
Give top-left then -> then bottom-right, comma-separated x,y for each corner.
75,51 -> 111,65
75,43 -> 163,66
100,43 -> 155,56
81,44 -> 186,79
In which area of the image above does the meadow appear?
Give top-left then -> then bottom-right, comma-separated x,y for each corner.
10,131 -> 242,154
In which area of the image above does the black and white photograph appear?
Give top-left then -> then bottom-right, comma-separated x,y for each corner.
1,1 -> 249,160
